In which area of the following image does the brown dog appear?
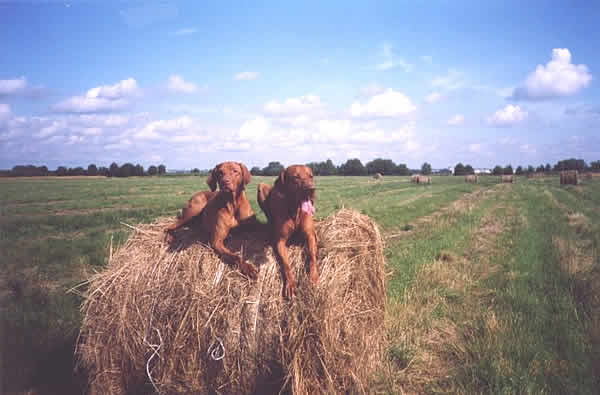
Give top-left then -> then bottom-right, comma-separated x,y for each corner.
164,162 -> 258,279
257,165 -> 318,298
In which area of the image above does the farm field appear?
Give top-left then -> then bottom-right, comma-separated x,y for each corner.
1,174 -> 599,394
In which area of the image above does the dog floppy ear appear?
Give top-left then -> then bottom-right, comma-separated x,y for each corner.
238,162 -> 251,186
206,166 -> 218,191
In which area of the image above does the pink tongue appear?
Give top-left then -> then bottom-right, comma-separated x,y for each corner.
301,200 -> 315,215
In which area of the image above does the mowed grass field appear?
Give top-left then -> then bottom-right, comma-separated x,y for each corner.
1,174 -> 599,394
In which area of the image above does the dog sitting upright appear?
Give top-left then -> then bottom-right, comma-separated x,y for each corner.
257,165 -> 318,298
164,161 -> 258,279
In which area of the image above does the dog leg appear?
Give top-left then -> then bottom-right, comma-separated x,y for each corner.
211,235 -> 258,280
300,216 -> 319,285
275,238 -> 296,298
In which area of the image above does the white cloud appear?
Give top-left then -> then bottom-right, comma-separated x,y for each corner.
468,143 -> 482,153
350,89 -> 416,118
376,42 -> 413,72
173,28 -> 197,36
0,77 -> 27,95
264,95 -> 323,116
35,120 -> 66,138
512,48 -> 592,100
0,103 -> 11,121
167,75 -> 199,94
487,104 -> 528,127
425,92 -> 442,103
135,116 -> 194,139
431,69 -> 464,91
239,116 -> 270,140
81,127 -> 102,136
520,144 -> 536,154
54,78 -> 141,113
447,114 -> 465,126
313,119 -> 351,142
234,71 -> 259,81
105,139 -> 132,151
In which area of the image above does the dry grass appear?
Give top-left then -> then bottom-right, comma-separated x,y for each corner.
464,175 -> 478,183
76,209 -> 386,395
501,175 -> 513,183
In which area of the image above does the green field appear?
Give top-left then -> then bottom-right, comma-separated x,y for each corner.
1,175 -> 599,394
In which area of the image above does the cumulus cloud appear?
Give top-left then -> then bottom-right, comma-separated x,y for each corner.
425,92 -> 442,103
134,116 -> 193,140
0,77 -> 28,96
350,89 -> 416,118
234,71 -> 259,81
0,103 -> 11,121
167,75 -> 199,94
512,48 -> 592,100
447,114 -> 464,126
487,104 -> 528,127
35,120 -> 67,138
239,116 -> 270,140
264,95 -> 323,116
54,78 -> 141,113
359,83 -> 385,97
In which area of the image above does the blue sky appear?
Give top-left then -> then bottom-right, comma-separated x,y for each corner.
1,0 -> 599,170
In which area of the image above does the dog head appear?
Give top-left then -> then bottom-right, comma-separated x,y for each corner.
275,165 -> 315,200
207,162 -> 251,194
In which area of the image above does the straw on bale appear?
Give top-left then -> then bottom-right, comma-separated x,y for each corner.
501,175 -> 514,183
464,175 -> 478,183
560,170 -> 579,185
410,174 -> 419,183
77,209 -> 386,395
373,172 -> 383,180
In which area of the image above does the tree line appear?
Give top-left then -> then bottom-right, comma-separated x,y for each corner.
2,158 -> 599,178
1,163 -> 167,177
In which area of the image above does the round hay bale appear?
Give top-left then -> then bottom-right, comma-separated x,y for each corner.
560,170 -> 579,185
373,172 -> 383,180
501,175 -> 514,183
77,209 -> 386,395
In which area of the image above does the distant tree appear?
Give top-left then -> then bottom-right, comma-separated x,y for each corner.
545,163 -> 552,173
421,162 -> 432,175
135,164 -> 145,176
321,159 -> 337,175
250,166 -> 262,176
158,164 -> 166,175
591,160 -> 600,172
119,163 -> 135,177
109,162 -> 120,177
395,163 -> 410,176
366,158 -> 396,175
262,161 -> 285,176
454,163 -> 466,176
527,165 -> 535,174
339,158 -> 367,176
536,164 -> 545,173
56,166 -> 67,176
553,158 -> 586,172
87,164 -> 98,176
503,165 -> 514,175
147,165 -> 158,176
515,165 -> 523,175
492,165 -> 503,175
192,168 -> 201,175
464,164 -> 474,175
69,167 -> 85,176
98,166 -> 109,176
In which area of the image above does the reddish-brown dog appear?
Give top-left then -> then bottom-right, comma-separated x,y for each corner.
164,162 -> 258,279
257,165 -> 318,298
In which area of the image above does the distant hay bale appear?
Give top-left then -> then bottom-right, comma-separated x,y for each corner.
501,175 -> 514,183
416,175 -> 431,184
560,170 -> 579,185
77,209 -> 386,395
410,174 -> 419,183
464,175 -> 478,183
373,172 -> 383,180
584,172 -> 593,180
